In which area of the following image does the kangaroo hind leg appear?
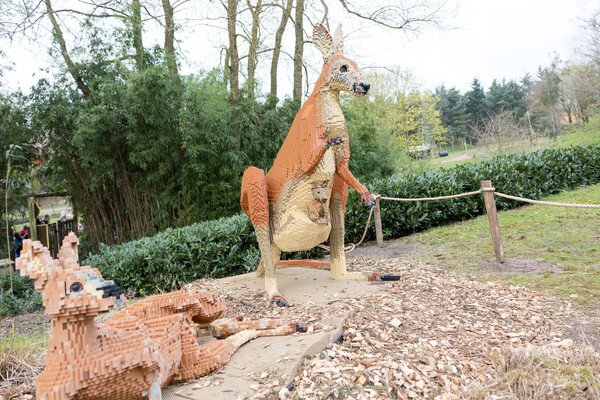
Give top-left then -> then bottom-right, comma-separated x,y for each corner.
240,167 -> 284,304
329,175 -> 366,281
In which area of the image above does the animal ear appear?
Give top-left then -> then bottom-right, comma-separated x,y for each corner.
313,22 -> 333,62
57,232 -> 80,269
332,24 -> 343,54
16,239 -> 53,290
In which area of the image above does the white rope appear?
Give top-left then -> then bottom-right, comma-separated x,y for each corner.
318,205 -> 375,253
378,190 -> 483,202
494,192 -> 600,209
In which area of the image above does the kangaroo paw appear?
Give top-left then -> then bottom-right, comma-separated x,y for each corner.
333,272 -> 368,281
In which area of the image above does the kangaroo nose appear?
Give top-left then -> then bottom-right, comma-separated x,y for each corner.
99,281 -> 124,300
359,82 -> 370,94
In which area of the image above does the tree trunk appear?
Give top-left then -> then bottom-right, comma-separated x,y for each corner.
161,0 -> 178,76
292,0 -> 304,99
44,0 -> 91,98
270,0 -> 293,98
132,0 -> 144,71
227,0 -> 240,106
246,0 -> 262,100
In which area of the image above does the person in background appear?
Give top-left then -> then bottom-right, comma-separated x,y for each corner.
19,225 -> 30,239
13,231 -> 23,259
43,214 -> 51,224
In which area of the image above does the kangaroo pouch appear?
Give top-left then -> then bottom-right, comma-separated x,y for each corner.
271,148 -> 337,252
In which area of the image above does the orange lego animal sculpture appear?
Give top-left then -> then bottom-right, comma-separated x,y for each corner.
240,22 -> 374,306
17,233 -> 299,400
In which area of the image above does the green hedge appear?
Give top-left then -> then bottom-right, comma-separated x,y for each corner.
84,214 -> 259,295
345,145 -> 600,242
87,145 -> 600,295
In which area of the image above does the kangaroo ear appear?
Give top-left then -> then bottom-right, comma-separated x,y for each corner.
313,22 -> 333,62
57,232 -> 80,269
16,239 -> 53,290
332,24 -> 343,55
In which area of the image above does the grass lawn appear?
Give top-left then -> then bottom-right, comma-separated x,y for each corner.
401,183 -> 600,305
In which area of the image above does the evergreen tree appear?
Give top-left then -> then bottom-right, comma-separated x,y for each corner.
436,85 -> 468,142
465,78 -> 487,133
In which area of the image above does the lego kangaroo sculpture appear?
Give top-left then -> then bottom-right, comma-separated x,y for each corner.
240,23 -> 373,306
17,233 -> 298,400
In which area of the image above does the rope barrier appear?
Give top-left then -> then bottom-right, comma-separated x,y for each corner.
378,190 -> 483,202
494,192 -> 600,209
326,186 -> 599,254
318,205 -> 375,253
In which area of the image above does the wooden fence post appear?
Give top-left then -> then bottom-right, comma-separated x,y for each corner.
373,193 -> 383,248
27,197 -> 38,241
481,180 -> 504,263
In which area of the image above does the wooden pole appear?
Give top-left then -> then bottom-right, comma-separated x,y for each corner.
373,193 -> 383,248
27,197 -> 38,241
481,180 -> 504,263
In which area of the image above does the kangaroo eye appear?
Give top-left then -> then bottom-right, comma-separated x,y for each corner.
70,282 -> 83,292
340,65 -> 348,73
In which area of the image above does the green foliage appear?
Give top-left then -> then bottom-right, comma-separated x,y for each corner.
84,214 -> 259,295
465,78 -> 487,130
0,91 -> 34,257
0,272 -> 42,318
436,86 -> 468,142
343,145 -> 600,243
342,96 -> 398,181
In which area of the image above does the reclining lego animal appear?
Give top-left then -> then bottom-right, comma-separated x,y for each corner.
240,22 -> 374,306
17,233 -> 299,400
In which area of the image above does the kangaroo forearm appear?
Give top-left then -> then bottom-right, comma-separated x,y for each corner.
336,167 -> 367,193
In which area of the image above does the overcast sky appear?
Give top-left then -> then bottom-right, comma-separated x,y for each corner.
1,0 -> 598,96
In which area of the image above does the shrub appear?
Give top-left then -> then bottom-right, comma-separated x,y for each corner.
84,214 -> 259,295
0,272 -> 42,318
344,145 -> 600,242
87,145 -> 600,295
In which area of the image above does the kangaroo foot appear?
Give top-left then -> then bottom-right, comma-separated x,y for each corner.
332,271 -> 368,281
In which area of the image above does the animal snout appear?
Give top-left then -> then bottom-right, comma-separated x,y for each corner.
321,198 -> 327,203
99,281 -> 124,300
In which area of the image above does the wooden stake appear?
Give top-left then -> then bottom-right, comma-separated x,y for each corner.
481,180 -> 504,263
27,197 -> 38,241
373,193 -> 383,248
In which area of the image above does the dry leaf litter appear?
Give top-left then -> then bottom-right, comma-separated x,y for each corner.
188,257 -> 599,399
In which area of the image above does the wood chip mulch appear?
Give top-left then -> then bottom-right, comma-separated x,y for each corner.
189,257 -> 600,399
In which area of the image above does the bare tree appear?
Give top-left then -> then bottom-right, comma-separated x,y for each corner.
473,111 -> 525,155
270,0 -> 293,98
292,0 -> 304,99
132,0 -> 144,71
161,0 -> 178,76
44,0 -> 91,98
227,0 -> 240,106
244,0 -> 264,99
559,63 -> 600,123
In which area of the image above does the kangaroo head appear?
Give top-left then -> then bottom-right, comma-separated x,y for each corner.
313,23 -> 370,97
16,232 -> 124,319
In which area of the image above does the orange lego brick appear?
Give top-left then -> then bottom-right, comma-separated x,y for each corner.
17,233 -> 304,399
